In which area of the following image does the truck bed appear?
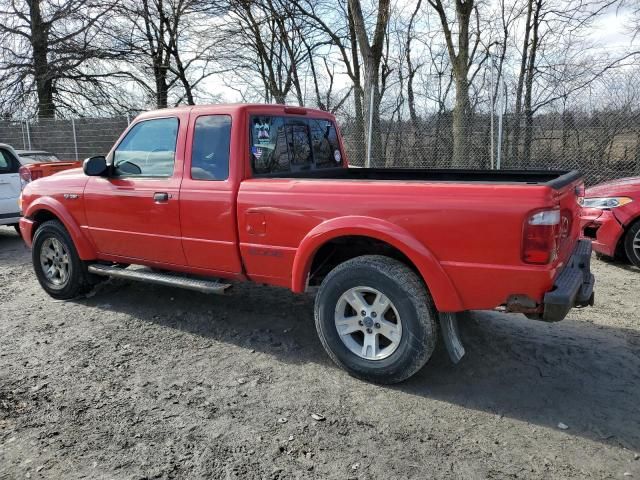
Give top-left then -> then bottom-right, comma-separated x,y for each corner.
258,167 -> 581,189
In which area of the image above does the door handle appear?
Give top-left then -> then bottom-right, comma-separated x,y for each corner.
153,192 -> 170,203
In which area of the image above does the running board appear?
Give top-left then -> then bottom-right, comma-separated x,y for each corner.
88,264 -> 231,295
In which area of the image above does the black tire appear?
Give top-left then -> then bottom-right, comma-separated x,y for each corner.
314,255 -> 438,384
32,220 -> 92,299
12,224 -> 21,237
624,219 -> 640,268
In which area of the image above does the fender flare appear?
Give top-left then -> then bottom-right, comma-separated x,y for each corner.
25,197 -> 96,260
291,216 -> 464,312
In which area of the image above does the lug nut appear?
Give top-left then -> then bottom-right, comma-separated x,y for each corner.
371,312 -> 377,318
358,320 -> 363,326
361,310 -> 366,316
366,328 -> 373,334
375,322 -> 380,329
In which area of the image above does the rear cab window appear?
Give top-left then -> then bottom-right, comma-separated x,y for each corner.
250,116 -> 342,175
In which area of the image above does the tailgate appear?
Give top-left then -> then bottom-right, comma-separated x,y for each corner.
554,176 -> 584,265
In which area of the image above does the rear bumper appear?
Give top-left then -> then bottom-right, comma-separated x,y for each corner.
542,239 -> 595,322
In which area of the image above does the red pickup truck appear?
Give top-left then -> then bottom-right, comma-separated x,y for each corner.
19,104 -> 594,383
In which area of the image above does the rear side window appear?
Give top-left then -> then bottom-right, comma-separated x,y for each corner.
250,116 -> 342,175
113,117 -> 179,177
191,115 -> 231,180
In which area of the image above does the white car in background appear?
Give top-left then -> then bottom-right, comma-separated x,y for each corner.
0,143 -> 22,236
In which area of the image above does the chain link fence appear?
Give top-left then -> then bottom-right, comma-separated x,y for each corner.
2,110 -> 639,185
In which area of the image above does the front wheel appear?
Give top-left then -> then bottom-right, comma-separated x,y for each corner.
32,220 -> 92,299
624,220 -> 640,268
314,255 -> 438,384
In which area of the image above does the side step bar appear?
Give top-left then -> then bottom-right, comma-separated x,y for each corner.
88,264 -> 231,295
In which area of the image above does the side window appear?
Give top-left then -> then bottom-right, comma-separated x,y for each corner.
309,119 -> 342,168
113,117 -> 179,177
0,149 -> 18,173
251,116 -> 288,174
191,115 -> 231,180
0,150 -> 10,172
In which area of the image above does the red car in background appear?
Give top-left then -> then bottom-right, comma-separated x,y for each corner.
581,176 -> 640,267
16,149 -> 82,187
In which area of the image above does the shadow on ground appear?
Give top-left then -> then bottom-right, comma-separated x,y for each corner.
0,228 -> 30,268
77,275 -> 640,451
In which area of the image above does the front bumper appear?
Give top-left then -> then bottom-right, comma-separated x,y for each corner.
542,239 -> 595,322
19,217 -> 35,247
580,209 -> 623,257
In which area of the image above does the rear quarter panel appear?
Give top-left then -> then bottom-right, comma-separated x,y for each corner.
237,178 -> 568,311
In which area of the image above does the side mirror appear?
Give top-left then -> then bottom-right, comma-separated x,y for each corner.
83,156 -> 108,176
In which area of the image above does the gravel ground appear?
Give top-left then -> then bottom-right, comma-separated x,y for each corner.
1,225 -> 639,479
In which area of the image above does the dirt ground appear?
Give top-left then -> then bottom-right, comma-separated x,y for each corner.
1,226 -> 639,480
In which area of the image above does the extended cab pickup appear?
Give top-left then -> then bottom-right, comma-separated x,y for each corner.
19,104 -> 595,383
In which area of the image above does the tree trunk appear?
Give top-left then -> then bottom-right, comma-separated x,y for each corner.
522,0 -> 541,167
348,0 -> 389,168
452,74 -> 471,167
511,0 -> 534,167
30,1 -> 55,118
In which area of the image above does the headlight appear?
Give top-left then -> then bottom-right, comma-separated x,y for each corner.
581,197 -> 633,209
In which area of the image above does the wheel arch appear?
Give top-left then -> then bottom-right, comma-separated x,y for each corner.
291,216 -> 464,312
25,197 -> 96,260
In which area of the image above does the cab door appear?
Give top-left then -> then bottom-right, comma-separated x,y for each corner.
84,115 -> 188,265
179,113 -> 243,274
0,147 -> 21,221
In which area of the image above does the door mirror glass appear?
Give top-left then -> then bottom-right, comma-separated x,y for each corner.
116,160 -> 142,175
83,156 -> 108,176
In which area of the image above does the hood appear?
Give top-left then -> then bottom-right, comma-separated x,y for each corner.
586,176 -> 640,198
50,166 -> 84,177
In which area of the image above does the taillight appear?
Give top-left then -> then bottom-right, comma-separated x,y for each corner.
31,169 -> 43,180
522,209 -> 561,264
18,166 -> 32,189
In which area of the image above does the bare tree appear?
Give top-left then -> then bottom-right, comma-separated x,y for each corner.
222,0 -> 316,105
427,0 -> 479,167
112,0 -> 225,109
291,0 -> 365,151
348,0 -> 391,167
0,0 -> 127,118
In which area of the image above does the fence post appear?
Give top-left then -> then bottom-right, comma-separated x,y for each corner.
496,75 -> 505,170
25,120 -> 32,150
20,122 -> 26,149
366,84 -> 374,168
490,55 -> 495,170
71,118 -> 79,161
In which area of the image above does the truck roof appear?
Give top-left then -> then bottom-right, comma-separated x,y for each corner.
135,103 -> 336,122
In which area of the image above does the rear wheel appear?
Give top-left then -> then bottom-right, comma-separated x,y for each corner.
32,220 -> 92,299
624,219 -> 640,268
12,224 -> 21,237
314,255 -> 437,384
